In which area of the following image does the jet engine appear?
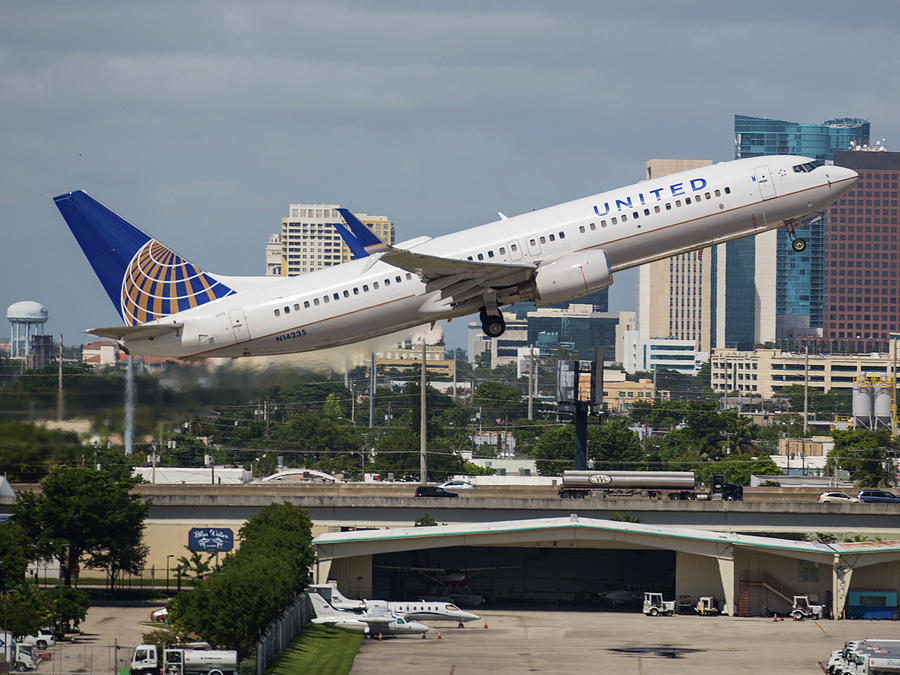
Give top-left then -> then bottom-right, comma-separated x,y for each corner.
533,250 -> 613,305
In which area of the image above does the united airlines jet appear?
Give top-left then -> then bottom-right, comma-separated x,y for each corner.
54,156 -> 857,359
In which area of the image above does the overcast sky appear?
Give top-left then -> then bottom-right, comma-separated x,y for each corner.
2,1 -> 899,351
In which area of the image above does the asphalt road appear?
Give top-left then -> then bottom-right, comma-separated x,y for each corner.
348,609 -> 899,674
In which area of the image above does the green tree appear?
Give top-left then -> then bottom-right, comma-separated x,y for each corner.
588,418 -> 642,470
40,585 -> 90,633
826,429 -> 896,486
14,467 -> 150,585
0,520 -> 30,591
0,421 -> 82,483
472,381 -> 525,423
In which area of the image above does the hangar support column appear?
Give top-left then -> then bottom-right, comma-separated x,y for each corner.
715,544 -> 735,616
832,554 -> 854,621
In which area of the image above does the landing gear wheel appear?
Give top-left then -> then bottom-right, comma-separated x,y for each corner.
458,621 -> 465,628
481,313 -> 506,338
649,607 -> 659,616
792,238 -> 806,252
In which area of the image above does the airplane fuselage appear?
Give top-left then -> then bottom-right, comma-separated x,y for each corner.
105,155 -> 858,359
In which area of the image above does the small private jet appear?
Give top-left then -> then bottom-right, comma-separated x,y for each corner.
54,155 -> 857,358
309,583 -> 480,628
308,592 -> 429,638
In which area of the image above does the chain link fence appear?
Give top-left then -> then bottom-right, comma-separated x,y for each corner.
35,643 -> 133,675
254,592 -> 312,675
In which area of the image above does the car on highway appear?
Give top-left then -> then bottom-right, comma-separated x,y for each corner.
817,492 -> 860,504
415,485 -> 459,498
438,479 -> 476,491
150,607 -> 169,622
857,489 -> 900,504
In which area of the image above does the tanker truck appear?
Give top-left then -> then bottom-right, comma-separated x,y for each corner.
558,471 -> 743,500
130,644 -> 238,675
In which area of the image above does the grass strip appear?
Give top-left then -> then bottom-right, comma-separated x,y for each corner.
265,623 -> 363,675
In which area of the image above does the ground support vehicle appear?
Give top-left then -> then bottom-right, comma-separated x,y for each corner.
0,632 -> 37,671
130,644 -> 238,675
558,471 -> 743,500
695,597 -> 720,616
642,592 -> 674,616
830,640 -> 900,675
791,595 -> 824,620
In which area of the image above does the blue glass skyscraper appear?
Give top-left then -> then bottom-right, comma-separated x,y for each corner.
732,115 -> 869,343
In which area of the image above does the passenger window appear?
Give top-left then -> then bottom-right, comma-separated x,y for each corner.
406,273 -> 412,280
467,256 -> 473,261
511,244 -> 518,251
333,292 -> 340,300
666,203 -> 672,210
685,197 -> 691,205
715,189 -> 721,197
590,223 -> 596,230
293,303 -> 300,311
477,253 -> 484,260
559,231 -> 565,239
632,211 -> 639,219
643,208 -> 650,216
579,225 -> 585,233
304,301 -> 310,308
353,288 -> 359,295
724,187 -> 731,194
343,290 -> 350,297
675,200 -> 682,207
373,282 -> 379,289
284,306 -> 290,313
654,205 -> 660,213
274,309 -> 280,317
548,234 -> 555,242
611,217 -> 618,224
363,284 -> 369,292
313,298 -> 320,306
705,192 -> 711,199
384,279 -> 390,286
539,236 -> 546,244
529,238 -> 536,246
323,296 -> 329,303
488,250 -> 495,257
621,214 -> 628,222
499,247 -> 506,254
395,276 -> 402,283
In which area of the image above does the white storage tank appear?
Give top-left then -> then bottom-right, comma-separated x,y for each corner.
873,382 -> 893,430
852,381 -> 874,430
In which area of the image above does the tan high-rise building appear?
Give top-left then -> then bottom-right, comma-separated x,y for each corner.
638,159 -> 714,351
267,204 -> 394,276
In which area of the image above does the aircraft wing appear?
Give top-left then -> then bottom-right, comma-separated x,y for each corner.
338,208 -> 534,307
86,323 -> 183,340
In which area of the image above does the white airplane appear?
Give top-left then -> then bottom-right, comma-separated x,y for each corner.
308,592 -> 429,638
54,156 -> 857,357
309,583 -> 480,628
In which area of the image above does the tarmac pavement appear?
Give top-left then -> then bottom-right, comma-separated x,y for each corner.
348,609 -> 900,674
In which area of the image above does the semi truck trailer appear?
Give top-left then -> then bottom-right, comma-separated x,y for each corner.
558,470 -> 743,500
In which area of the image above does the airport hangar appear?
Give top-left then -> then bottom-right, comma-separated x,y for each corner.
312,515 -> 900,620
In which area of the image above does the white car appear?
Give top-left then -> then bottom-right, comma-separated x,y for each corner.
438,479 -> 476,491
20,628 -> 56,649
817,491 -> 859,504
150,607 -> 169,622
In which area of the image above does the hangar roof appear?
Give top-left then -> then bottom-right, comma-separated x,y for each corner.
313,514 -> 856,564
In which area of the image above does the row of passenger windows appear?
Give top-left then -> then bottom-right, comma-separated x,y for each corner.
273,272 -> 414,316
581,187 -> 732,231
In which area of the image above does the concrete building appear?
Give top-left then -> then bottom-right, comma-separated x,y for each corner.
825,148 -> 900,353
621,330 -> 708,376
601,372 -> 669,412
269,204 -> 394,276
710,346 -> 900,398
639,159 -> 715,352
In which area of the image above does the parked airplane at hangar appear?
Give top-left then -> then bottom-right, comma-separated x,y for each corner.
308,592 -> 430,638
54,156 -> 857,359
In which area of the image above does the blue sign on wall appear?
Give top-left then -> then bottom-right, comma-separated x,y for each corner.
188,527 -> 234,552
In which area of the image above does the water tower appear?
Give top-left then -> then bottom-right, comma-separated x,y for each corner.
7,301 -> 48,358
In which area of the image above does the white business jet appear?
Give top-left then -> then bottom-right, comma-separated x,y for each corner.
308,592 -> 429,638
54,156 -> 856,358
309,583 -> 480,628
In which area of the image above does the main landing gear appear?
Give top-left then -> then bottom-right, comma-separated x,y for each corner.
785,219 -> 806,252
479,307 -> 506,338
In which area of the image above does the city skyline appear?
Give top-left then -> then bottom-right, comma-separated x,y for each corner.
2,3 -> 899,351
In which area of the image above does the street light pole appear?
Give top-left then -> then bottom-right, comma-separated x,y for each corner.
166,555 -> 174,594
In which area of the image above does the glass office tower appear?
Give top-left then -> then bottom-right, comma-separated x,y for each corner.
733,115 -> 869,342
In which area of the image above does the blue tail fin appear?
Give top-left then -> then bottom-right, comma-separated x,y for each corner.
337,208 -> 389,254
331,220 -> 369,259
54,190 -> 234,326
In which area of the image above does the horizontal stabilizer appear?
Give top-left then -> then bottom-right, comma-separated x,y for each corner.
86,323 -> 183,341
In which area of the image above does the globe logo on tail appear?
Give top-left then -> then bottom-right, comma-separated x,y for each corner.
120,240 -> 234,326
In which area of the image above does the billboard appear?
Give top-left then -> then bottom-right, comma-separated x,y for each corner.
188,527 -> 234,552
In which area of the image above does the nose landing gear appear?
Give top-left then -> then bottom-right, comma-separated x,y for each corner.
785,218 -> 807,252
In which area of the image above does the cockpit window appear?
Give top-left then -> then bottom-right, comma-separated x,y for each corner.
793,160 -> 824,173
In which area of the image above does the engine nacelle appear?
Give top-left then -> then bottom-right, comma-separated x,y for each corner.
533,250 -> 613,305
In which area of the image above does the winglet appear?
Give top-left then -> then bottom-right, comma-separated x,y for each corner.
337,208 -> 389,254
330,221 -> 369,259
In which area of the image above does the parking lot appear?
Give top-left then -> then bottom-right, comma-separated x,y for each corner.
348,609 -> 900,674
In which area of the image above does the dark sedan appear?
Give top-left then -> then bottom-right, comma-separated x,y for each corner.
857,489 -> 900,504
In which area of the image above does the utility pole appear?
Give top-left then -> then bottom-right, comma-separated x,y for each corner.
803,343 -> 809,475
420,341 -> 427,483
56,334 -> 64,422
528,346 -> 535,421
369,352 -> 376,428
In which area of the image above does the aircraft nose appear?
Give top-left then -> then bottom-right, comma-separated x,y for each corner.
409,621 -> 430,633
462,611 -> 480,621
832,165 -> 859,189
